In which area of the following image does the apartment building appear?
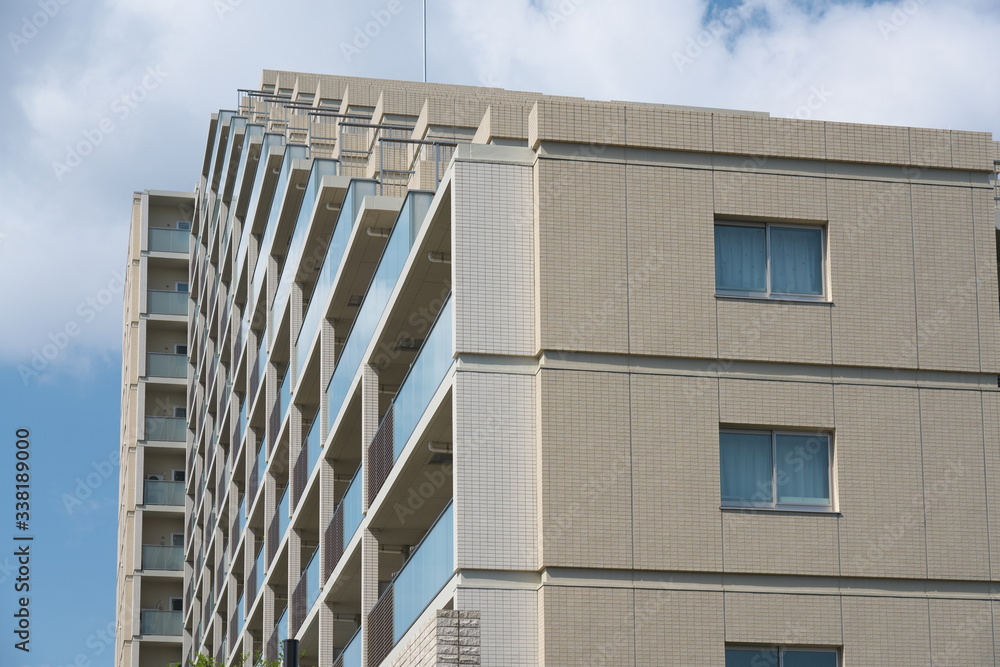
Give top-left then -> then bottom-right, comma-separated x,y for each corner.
133,70 -> 1000,667
118,190 -> 195,667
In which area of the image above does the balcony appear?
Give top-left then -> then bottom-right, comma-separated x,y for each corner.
147,353 -> 186,378
324,466 -> 363,581
326,191 -> 434,435
148,227 -> 189,254
296,179 -> 379,378
140,609 -> 182,636
141,544 -> 183,571
147,290 -> 188,316
367,503 -> 454,664
268,487 -> 289,563
144,479 -> 185,506
368,297 -> 453,503
248,545 -> 266,604
145,416 -> 186,442
290,549 -> 320,634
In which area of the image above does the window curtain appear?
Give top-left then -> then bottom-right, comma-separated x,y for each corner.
715,225 -> 766,292
775,434 -> 830,505
770,227 -> 823,295
720,432 -> 772,504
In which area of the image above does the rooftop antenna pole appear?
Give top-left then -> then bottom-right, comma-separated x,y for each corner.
423,0 -> 427,82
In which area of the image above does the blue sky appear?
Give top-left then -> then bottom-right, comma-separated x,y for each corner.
1,0 -> 999,666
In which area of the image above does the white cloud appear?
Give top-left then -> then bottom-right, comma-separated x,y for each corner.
0,0 -> 997,375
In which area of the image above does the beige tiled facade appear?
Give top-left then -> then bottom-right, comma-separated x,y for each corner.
117,190 -> 193,667
119,69 -> 1000,667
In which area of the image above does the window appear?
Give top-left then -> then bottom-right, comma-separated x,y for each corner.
720,429 -> 832,510
727,647 -> 838,667
175,281 -> 189,293
173,406 -> 187,419
174,344 -> 188,355
176,220 -> 191,231
715,222 -> 825,299
169,597 -> 183,612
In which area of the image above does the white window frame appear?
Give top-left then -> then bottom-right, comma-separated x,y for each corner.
715,221 -> 827,301
173,406 -> 187,419
176,220 -> 191,231
168,596 -> 183,612
170,532 -> 184,547
720,428 -> 834,512
174,344 -> 187,356
726,645 -> 840,666
175,281 -> 189,293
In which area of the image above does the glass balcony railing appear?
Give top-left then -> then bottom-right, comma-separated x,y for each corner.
296,179 -> 379,378
393,503 -> 454,642
140,610 -> 182,636
392,297 -> 453,460
252,144 -> 309,307
249,545 -> 266,603
278,370 -> 290,423
256,440 -> 267,490
233,494 -> 245,545
341,468 -> 364,549
277,486 -> 290,544
304,419 -> 320,480
147,353 -> 186,378
148,290 -> 188,316
303,549 -> 321,614
276,606 -> 288,645
144,416 -> 186,442
326,192 -> 434,433
148,227 -> 189,253
252,336 -> 268,401
272,159 -> 338,322
337,628 -> 362,667
144,480 -> 185,506
141,544 -> 183,571
390,502 -> 454,643
236,590 -> 245,633
235,130 -> 279,284
235,398 -> 247,448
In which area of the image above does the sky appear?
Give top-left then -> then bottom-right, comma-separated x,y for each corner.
0,0 -> 997,665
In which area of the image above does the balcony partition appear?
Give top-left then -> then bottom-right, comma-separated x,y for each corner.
144,480 -> 185,506
235,129 -> 278,285
140,609 -> 182,636
147,353 -> 186,378
148,290 -> 188,316
325,191 -> 434,434
141,544 -> 183,571
148,227 -> 189,253
296,179 -> 378,378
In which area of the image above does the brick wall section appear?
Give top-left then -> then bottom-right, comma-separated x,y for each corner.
389,610 -> 481,667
